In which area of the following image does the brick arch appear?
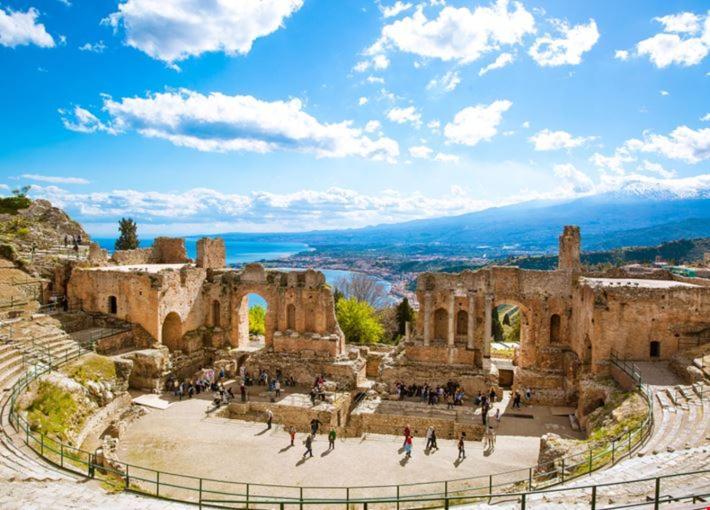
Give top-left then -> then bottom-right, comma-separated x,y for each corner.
234,289 -> 276,348
161,311 -> 183,352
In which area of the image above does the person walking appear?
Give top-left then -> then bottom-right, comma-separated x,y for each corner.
430,428 -> 438,451
304,434 -> 313,458
403,424 -> 411,448
513,391 -> 521,409
457,432 -> 466,461
328,428 -> 336,450
289,426 -> 296,446
240,383 -> 247,402
425,425 -> 434,450
266,409 -> 273,430
404,434 -> 413,458
274,379 -> 281,398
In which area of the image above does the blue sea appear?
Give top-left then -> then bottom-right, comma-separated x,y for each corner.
94,238 -> 391,308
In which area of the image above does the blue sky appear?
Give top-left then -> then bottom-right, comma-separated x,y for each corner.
0,0 -> 708,236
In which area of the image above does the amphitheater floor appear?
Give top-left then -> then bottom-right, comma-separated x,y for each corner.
114,393 -> 575,495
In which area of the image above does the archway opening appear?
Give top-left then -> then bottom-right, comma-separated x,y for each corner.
108,295 -> 117,314
162,312 -> 182,352
456,309 -> 468,336
238,293 -> 269,348
433,308 -> 448,341
286,303 -> 296,331
494,304 -> 521,344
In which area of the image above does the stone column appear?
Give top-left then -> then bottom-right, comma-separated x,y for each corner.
423,292 -> 432,346
467,292 -> 475,349
484,293 -> 493,358
447,292 -> 455,347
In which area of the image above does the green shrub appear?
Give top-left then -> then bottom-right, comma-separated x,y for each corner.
249,305 -> 266,336
0,195 -> 31,215
62,353 -> 116,385
336,297 -> 384,344
25,381 -> 77,440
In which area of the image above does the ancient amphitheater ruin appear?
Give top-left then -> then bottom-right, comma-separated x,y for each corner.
0,216 -> 708,509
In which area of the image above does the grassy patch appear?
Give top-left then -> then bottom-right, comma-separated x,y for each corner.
62,353 -> 116,385
0,195 -> 31,215
25,380 -> 78,440
492,348 -> 515,359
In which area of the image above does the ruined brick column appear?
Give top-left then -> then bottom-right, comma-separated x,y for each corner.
467,291 -> 475,349
423,292 -> 432,345
484,293 -> 493,358
447,291 -> 455,347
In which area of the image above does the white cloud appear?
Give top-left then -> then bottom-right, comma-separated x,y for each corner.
660,90 -> 670,96
366,75 -> 385,84
62,90 -> 399,163
79,41 -> 106,53
635,10 -> 709,67
380,1 -> 413,19
701,113 -> 710,122
592,125 -> 710,174
358,96 -> 369,106
641,160 -> 675,178
386,106 -> 422,127
20,174 -> 89,185
521,120 -> 530,128
0,6 -> 55,48
655,12 -> 702,34
105,0 -> 303,65
59,106 -> 112,134
478,52 -> 515,75
427,120 -> 440,132
444,99 -> 512,146
364,120 -> 381,133
426,70 -> 460,92
553,163 -> 594,193
529,19 -> 599,66
353,54 -> 390,73
30,174 -> 710,235
367,0 -> 535,64
529,129 -> 595,151
409,145 -> 433,158
614,49 -> 630,61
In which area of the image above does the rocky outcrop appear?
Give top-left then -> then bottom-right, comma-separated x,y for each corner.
120,348 -> 171,392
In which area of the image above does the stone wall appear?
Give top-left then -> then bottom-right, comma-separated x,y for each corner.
196,237 -> 226,269
151,237 -> 190,263
111,248 -> 151,265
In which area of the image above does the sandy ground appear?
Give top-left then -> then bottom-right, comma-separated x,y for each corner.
114,392 -> 581,502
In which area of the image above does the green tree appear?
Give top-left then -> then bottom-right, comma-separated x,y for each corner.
503,310 -> 521,343
12,185 -> 31,198
333,287 -> 344,304
395,297 -> 415,337
492,307 -> 504,342
115,218 -> 139,250
336,297 -> 384,344
249,305 -> 266,336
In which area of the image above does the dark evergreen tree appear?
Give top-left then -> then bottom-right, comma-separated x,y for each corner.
115,218 -> 139,250
395,297 -> 415,336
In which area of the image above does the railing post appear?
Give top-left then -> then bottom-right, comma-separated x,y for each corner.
591,485 -> 597,510
60,443 -> 64,468
198,478 -> 202,508
346,487 -> 350,503
125,464 -> 130,489
588,449 -> 592,474
489,474 -> 492,494
156,471 -> 160,497
246,482 -> 250,510
627,431 -> 631,453
396,484 -> 400,510
561,459 -> 565,482
654,477 -> 661,510
300,486 -> 303,510
611,441 -> 615,464
444,480 -> 448,499
521,492 -> 526,510
528,467 -> 532,490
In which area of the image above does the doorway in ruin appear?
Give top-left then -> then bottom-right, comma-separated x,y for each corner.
493,304 -> 522,345
162,312 -> 182,352
237,293 -> 270,348
212,300 -> 221,327
434,308 -> 448,341
108,295 -> 117,314
650,340 -> 661,359
550,314 -> 561,343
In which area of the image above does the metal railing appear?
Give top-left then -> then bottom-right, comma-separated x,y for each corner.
3,345 -> 659,509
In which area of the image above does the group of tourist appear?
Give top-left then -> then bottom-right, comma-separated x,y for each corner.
403,424 -> 471,461
394,380 -> 470,406
279,420 -> 337,459
166,367 -> 231,405
62,234 -> 84,254
512,387 -> 533,408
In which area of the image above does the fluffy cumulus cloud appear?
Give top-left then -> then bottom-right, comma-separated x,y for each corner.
592,125 -> 710,175
408,145 -> 459,163
386,106 -> 421,127
0,6 -> 55,48
444,99 -> 512,146
79,41 -> 106,53
478,52 -> 515,75
553,163 -> 594,193
529,19 -> 599,66
105,0 -> 303,65
367,0 -> 535,64
529,129 -> 595,151
61,90 -> 399,162
634,10 -> 709,67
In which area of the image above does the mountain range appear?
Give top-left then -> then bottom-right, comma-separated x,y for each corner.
221,189 -> 710,257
